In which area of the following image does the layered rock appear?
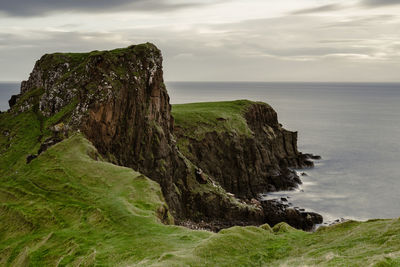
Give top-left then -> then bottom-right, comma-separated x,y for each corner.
9,43 -> 322,231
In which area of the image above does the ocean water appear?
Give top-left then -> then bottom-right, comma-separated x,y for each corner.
0,82 -> 20,111
1,81 -> 400,222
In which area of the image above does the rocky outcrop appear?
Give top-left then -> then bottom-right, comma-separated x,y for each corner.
173,100 -> 322,230
173,101 -> 314,199
8,94 -> 20,109
261,200 -> 323,231
10,43 -> 322,231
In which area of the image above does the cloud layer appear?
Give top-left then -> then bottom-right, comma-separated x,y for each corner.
362,0 -> 400,6
291,4 -> 344,15
0,0 -> 202,16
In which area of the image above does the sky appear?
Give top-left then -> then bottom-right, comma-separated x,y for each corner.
0,0 -> 399,82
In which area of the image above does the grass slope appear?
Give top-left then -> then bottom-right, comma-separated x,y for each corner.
0,133 -> 210,266
1,110 -> 400,266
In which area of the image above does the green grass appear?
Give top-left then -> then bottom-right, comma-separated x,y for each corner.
1,108 -> 400,266
40,43 -> 157,72
0,110 -> 43,173
172,100 -> 256,140
0,133 -> 211,266
160,219 -> 400,266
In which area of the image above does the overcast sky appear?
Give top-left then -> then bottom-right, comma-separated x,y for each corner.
0,0 -> 399,82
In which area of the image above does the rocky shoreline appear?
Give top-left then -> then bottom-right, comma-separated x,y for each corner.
173,152 -> 324,232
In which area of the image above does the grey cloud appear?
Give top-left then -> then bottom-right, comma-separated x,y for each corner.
362,0 -> 400,6
291,4 -> 343,15
322,15 -> 397,28
0,30 -> 136,81
198,15 -> 400,61
0,0 -> 205,16
318,39 -> 366,44
261,46 -> 374,58
0,31 -> 122,50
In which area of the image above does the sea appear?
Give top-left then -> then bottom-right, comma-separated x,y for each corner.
0,82 -> 20,111
2,81 -> 400,223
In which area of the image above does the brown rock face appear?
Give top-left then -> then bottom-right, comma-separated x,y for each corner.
174,102 -> 312,199
14,43 -> 322,231
79,47 -> 186,216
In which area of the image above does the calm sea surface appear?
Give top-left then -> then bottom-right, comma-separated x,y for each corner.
2,81 -> 400,222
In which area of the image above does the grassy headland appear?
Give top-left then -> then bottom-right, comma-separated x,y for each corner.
172,100 -> 256,140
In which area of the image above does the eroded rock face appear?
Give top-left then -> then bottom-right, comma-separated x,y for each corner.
174,102 -> 312,199
12,43 -> 322,231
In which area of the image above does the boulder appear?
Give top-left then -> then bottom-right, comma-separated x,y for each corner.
8,94 -> 20,109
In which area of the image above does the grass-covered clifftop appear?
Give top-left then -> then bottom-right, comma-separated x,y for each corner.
1,106 -> 400,266
172,100 -> 255,140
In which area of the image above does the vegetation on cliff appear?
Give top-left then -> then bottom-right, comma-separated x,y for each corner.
172,100 -> 255,140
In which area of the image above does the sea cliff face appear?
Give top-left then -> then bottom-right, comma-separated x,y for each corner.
173,101 -> 313,199
8,43 -> 321,230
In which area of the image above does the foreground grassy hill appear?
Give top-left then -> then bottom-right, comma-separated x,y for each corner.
1,106 -> 400,266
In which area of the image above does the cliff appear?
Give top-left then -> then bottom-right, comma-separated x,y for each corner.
173,100 -> 313,198
6,43 -> 321,230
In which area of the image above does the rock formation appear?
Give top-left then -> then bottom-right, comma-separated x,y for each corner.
8,43 -> 322,231
173,101 -> 314,199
